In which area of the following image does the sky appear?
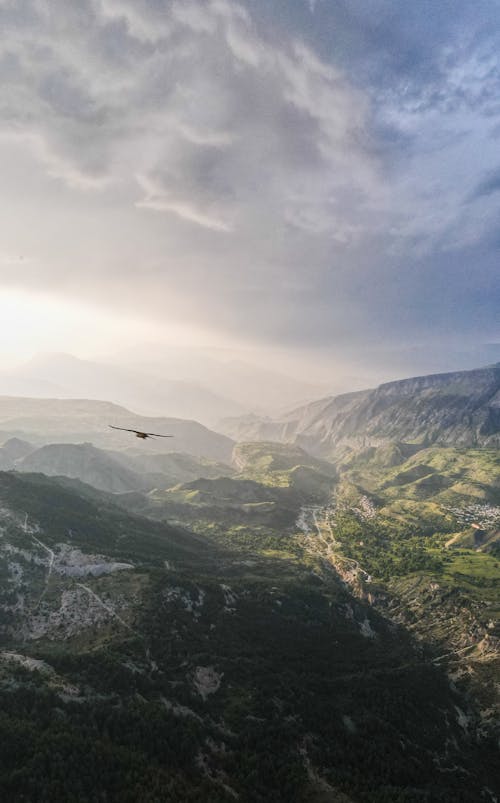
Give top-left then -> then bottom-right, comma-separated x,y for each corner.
0,0 -> 499,385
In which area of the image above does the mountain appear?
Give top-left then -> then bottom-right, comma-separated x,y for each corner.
219,363 -> 500,457
0,396 -> 234,462
218,393 -> 349,443
3,351 -> 331,426
0,352 -> 246,427
233,441 -> 337,497
0,469 -> 497,801
114,346 -> 330,413
0,370 -> 65,398
201,357 -> 329,414
1,437 -> 35,461
14,442 -> 234,495
16,443 -> 155,495
0,437 -> 35,470
117,442 -> 338,531
106,449 -> 234,485
342,445 -> 500,507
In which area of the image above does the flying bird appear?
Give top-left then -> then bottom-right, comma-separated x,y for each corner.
109,425 -> 174,440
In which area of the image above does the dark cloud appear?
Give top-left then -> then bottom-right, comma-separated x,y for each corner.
292,0 -> 500,108
470,166 -> 500,199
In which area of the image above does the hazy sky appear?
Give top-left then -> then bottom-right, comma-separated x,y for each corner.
0,0 -> 499,380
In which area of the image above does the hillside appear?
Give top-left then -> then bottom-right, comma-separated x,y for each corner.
1,437 -> 34,461
0,396 -> 234,462
0,470 -> 498,802
108,449 -> 234,486
219,363 -> 500,456
119,442 -> 338,533
16,443 -> 154,495
0,437 -> 37,470
116,436 -> 500,751
293,444 -> 500,747
232,441 -> 337,479
347,446 -> 500,506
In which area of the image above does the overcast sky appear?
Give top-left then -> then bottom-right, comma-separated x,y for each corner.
0,0 -> 499,382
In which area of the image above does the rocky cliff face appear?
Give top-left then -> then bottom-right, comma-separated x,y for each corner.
220,363 -> 500,457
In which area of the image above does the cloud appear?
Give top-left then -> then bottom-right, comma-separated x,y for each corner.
135,173 -> 233,232
0,0 -> 377,227
0,0 -> 498,360
470,166 -> 500,199
99,0 -> 173,43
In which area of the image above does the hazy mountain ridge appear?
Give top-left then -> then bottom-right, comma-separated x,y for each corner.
0,396 -> 234,462
16,443 -> 154,495
118,349 -> 330,412
0,437 -> 34,461
107,449 -> 234,485
0,352 -> 247,427
0,352 -> 328,426
0,434 -> 235,496
219,363 -> 500,456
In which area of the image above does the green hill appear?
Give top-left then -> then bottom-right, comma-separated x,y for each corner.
345,446 -> 500,506
116,442 -> 338,539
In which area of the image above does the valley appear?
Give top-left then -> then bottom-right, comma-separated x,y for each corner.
0,363 -> 498,801
3,1 -> 500,797
0,467 -> 498,802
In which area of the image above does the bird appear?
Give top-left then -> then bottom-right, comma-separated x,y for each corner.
108,425 -> 174,440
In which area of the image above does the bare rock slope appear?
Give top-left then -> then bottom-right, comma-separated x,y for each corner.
219,363 -> 500,456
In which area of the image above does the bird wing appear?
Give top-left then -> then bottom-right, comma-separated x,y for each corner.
109,425 -> 141,434
144,432 -> 174,438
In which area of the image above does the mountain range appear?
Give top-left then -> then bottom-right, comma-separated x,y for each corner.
0,438 -> 233,496
219,362 -> 500,456
0,352 -> 327,426
0,360 -> 498,801
0,396 -> 234,462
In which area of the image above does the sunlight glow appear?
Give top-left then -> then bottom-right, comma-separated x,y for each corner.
0,287 -> 210,365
